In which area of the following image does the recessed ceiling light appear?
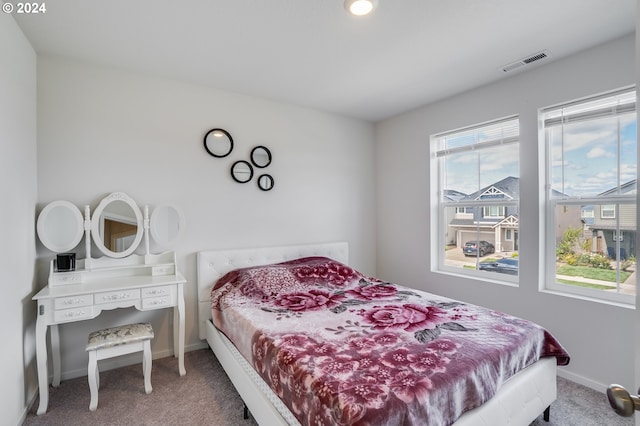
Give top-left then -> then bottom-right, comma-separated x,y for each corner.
344,0 -> 378,16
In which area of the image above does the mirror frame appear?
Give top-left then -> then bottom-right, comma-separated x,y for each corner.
250,146 -> 272,168
91,192 -> 144,258
231,160 -> 254,183
150,204 -> 186,247
203,128 -> 234,158
37,200 -> 84,253
257,174 -> 275,191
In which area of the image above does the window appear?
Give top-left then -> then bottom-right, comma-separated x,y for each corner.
432,116 -> 520,282
542,87 -> 637,303
455,207 -> 472,214
601,205 -> 616,219
483,206 -> 505,218
581,209 -> 594,219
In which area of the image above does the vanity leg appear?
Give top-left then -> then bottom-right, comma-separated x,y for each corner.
51,324 -> 61,387
35,317 -> 49,415
88,350 -> 99,411
175,283 -> 186,376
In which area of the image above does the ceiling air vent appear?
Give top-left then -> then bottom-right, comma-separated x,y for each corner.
500,50 -> 550,73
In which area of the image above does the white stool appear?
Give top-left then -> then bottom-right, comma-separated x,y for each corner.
86,322 -> 154,411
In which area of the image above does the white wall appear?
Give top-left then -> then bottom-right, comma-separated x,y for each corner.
375,34 -> 636,392
35,57 -> 376,380
1,14 -> 38,426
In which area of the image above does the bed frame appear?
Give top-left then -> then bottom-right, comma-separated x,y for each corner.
197,242 -> 557,425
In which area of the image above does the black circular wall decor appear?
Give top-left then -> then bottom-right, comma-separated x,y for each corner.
231,160 -> 254,183
204,128 -> 234,158
250,146 -> 272,168
257,174 -> 275,191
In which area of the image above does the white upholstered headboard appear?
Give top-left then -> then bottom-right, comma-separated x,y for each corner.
197,242 -> 348,340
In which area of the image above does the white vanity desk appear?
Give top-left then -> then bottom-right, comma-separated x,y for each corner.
33,193 -> 187,415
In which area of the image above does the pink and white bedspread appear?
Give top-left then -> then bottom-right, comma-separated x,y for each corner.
211,257 -> 569,426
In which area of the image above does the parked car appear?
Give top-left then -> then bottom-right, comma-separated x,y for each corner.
479,258 -> 519,275
463,240 -> 495,257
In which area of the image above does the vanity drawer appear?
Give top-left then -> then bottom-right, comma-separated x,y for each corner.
141,285 -> 176,309
54,294 -> 93,310
142,285 -> 175,299
95,289 -> 141,304
142,296 -> 173,309
54,306 -> 94,323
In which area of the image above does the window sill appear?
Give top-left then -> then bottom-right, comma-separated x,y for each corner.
539,288 -> 635,309
433,267 -> 519,288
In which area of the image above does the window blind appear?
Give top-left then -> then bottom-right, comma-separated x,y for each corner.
434,116 -> 519,157
543,88 -> 635,127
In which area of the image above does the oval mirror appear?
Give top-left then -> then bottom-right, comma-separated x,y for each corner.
91,192 -> 143,258
257,174 -> 275,191
204,128 -> 233,158
250,146 -> 272,168
231,160 -> 254,183
150,204 -> 185,247
37,200 -> 84,252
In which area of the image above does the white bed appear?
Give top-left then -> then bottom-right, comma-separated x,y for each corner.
197,242 -> 557,425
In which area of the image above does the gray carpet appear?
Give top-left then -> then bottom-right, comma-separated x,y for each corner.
24,349 -> 632,425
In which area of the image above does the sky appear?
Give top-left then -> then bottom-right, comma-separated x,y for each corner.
439,118 -> 519,196
439,112 -> 637,198
550,114 -> 637,197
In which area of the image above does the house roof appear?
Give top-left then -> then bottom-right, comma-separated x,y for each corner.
462,176 -> 519,201
443,189 -> 468,202
598,179 -> 637,196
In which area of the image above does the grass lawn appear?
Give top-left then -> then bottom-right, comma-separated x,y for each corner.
556,265 -> 632,283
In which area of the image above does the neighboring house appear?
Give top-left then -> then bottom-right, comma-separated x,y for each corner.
589,179 -> 637,259
448,176 -> 586,254
448,176 -> 520,252
443,189 -> 468,246
554,203 -> 585,244
581,205 -> 595,227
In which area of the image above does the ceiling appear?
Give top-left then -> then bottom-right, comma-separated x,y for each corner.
13,0 -> 636,122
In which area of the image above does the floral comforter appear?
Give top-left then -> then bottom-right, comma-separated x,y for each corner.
211,257 -> 569,426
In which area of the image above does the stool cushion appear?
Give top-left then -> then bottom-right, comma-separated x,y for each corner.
86,323 -> 154,351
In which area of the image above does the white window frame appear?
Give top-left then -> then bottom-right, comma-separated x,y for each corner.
581,209 -> 594,219
601,204 -> 616,219
483,206 -> 505,218
541,86 -> 636,305
431,116 -> 519,285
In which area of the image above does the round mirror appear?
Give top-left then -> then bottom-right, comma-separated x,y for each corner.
91,192 -> 143,258
37,200 -> 84,252
257,174 -> 275,191
231,160 -> 254,183
204,128 -> 233,158
250,146 -> 272,168
150,204 -> 185,247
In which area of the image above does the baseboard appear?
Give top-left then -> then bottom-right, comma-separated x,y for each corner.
189,340 -> 209,351
19,388 -> 39,426
557,368 -> 608,393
